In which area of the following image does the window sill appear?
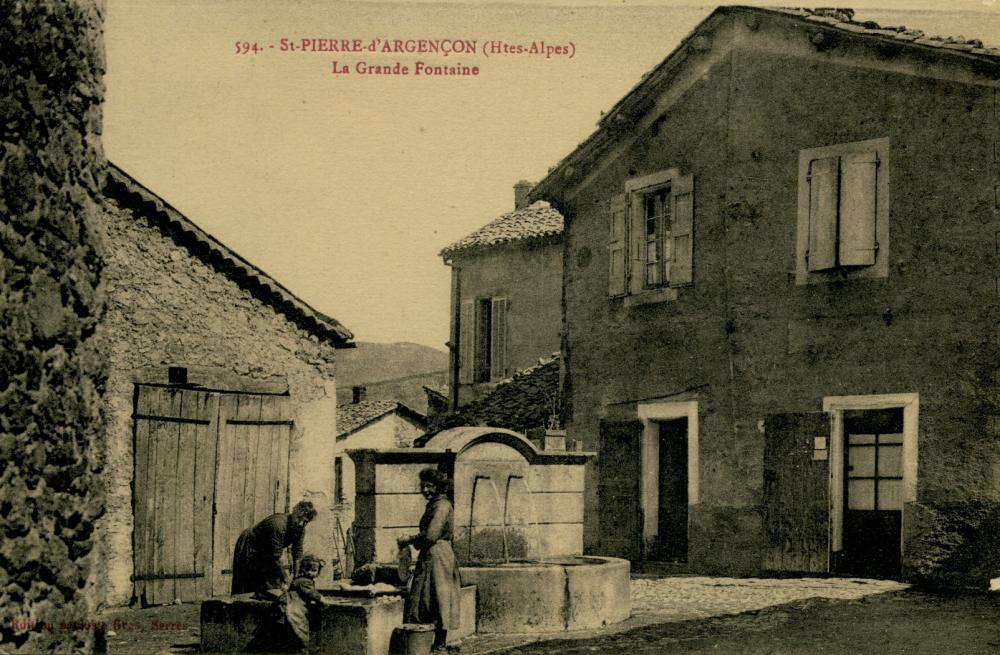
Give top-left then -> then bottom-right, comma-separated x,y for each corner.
795,264 -> 887,286
623,287 -> 678,307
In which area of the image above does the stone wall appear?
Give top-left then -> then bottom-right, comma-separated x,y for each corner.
451,240 -> 562,406
96,195 -> 342,605
0,1 -> 108,651
553,13 -> 1000,586
334,413 -> 426,553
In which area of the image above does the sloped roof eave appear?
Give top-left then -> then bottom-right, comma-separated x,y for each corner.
530,4 -> 1000,203
104,163 -> 354,347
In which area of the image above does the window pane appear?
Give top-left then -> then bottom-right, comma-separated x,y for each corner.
878,480 -> 902,510
646,264 -> 659,286
848,445 -> 875,477
847,480 -> 875,510
848,433 -> 876,445
878,445 -> 902,477
881,432 -> 903,444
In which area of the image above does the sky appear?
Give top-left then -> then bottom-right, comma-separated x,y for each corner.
102,1 -> 1000,349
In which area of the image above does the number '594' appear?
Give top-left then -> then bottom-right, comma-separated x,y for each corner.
235,42 -> 262,54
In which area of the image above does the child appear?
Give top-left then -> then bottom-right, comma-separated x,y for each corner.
290,554 -> 325,604
245,554 -> 325,653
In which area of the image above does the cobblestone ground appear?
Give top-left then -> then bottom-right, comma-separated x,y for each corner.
629,575 -> 907,620
460,576 -> 908,654
99,576 -> 912,654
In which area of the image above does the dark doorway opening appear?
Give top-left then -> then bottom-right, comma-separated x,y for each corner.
652,418 -> 688,562
834,407 -> 903,579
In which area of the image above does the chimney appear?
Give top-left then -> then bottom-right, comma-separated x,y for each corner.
514,180 -> 533,210
352,385 -> 366,404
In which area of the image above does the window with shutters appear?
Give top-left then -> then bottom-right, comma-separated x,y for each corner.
796,138 -> 890,285
610,168 -> 694,303
459,296 -> 508,384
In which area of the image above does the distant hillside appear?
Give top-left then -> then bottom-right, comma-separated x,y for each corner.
336,342 -> 448,384
335,342 -> 448,412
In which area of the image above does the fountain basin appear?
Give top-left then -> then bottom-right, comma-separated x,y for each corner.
459,556 -> 630,633
200,593 -> 403,654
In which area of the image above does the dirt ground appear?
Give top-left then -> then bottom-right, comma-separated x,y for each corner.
97,588 -> 1000,655
490,591 -> 1000,655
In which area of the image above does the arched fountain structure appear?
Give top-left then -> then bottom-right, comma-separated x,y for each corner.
348,427 -> 631,633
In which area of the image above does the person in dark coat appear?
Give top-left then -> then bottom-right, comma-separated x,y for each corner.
397,468 -> 462,653
231,500 -> 317,596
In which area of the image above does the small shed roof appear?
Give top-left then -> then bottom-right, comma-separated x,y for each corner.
337,400 -> 427,438
439,202 -> 563,259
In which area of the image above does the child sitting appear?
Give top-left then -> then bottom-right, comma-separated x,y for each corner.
289,554 -> 325,604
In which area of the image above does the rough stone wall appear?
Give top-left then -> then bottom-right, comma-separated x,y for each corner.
451,240 -> 562,406
0,1 -> 108,651
97,197 -> 340,606
559,15 -> 1000,585
429,357 -> 559,435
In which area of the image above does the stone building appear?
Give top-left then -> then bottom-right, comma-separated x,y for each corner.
333,396 -> 427,551
530,7 -> 1000,587
442,182 -> 563,408
97,164 -> 353,607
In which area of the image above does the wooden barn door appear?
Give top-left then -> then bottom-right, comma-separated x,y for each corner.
211,394 -> 293,596
598,419 -> 644,561
762,412 -> 830,573
133,386 -> 292,604
133,386 -> 218,605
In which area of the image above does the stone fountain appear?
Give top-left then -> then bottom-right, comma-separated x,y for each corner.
349,427 -> 631,634
200,427 -> 630,653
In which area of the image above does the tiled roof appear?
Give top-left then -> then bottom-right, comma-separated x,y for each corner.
337,400 -> 426,437
105,163 -> 354,347
439,202 -> 563,259
532,5 -> 1000,202
422,383 -> 448,400
770,7 -> 998,54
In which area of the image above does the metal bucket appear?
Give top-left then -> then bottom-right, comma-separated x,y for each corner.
389,623 -> 435,655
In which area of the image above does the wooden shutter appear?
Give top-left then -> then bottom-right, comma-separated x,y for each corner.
489,297 -> 508,381
670,174 -> 694,287
597,419 -> 644,562
807,157 -> 838,271
762,412 -> 830,573
608,193 -> 628,296
459,300 -> 474,384
628,192 -> 645,295
475,300 -> 490,383
838,151 -> 879,267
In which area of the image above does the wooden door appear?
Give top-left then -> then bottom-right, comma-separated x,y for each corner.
762,412 -> 830,573
836,408 -> 903,579
133,386 -> 217,605
654,419 -> 688,562
211,393 -> 293,595
134,386 -> 292,604
598,419 -> 643,561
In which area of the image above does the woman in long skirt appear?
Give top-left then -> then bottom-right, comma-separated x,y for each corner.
398,468 -> 461,652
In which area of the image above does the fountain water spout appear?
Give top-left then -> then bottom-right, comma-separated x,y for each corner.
469,474 -> 507,562
504,474 -> 544,563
